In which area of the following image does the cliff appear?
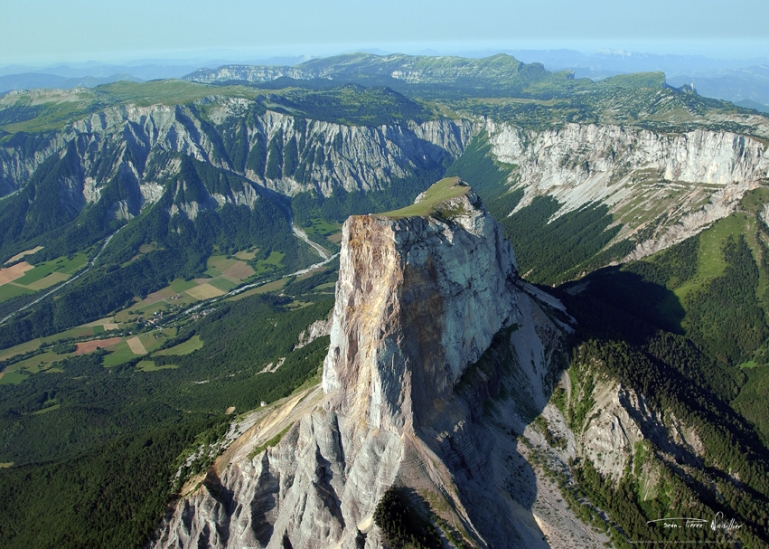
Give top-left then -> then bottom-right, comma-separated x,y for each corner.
322,178 -> 520,431
0,98 -> 471,220
151,179 -> 603,549
486,121 -> 769,260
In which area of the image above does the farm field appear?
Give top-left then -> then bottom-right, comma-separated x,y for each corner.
4,246 -> 44,264
75,337 -> 122,355
113,252 -> 266,322
0,242 -> 308,385
155,335 -> 203,356
0,262 -> 34,285
0,253 -> 89,303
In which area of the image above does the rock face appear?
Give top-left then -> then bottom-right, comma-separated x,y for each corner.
566,358 -> 706,480
151,181 -> 604,549
322,187 -> 520,432
0,96 -> 471,217
3,87 -> 766,266
486,121 -> 769,260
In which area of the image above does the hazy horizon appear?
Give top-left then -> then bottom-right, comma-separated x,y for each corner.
2,41 -> 768,72
2,0 -> 767,67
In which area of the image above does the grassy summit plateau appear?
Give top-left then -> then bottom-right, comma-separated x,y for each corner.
380,176 -> 471,219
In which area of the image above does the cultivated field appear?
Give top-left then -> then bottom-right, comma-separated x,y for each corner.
75,337 -> 123,355
186,283 -> 225,300
126,336 -> 148,355
4,246 -> 44,264
223,262 -> 254,281
0,262 -> 33,285
26,271 -> 69,291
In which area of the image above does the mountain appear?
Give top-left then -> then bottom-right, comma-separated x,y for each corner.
666,65 -> 769,109
508,49 -> 769,108
0,84 -> 468,350
152,179 -> 769,548
476,121 -> 769,280
508,49 -> 769,77
183,52 -> 582,97
0,72 -> 142,94
735,98 -> 769,114
152,178 -> 587,548
0,53 -> 768,549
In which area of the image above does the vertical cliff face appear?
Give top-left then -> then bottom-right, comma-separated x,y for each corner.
486,121 -> 769,260
0,100 -> 472,205
152,179 -> 598,549
323,185 -> 520,432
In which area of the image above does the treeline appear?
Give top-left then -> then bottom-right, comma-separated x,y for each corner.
567,228 -> 769,443
0,142 -> 118,262
684,235 -> 769,365
561,246 -> 769,547
0,294 -> 332,466
502,196 -> 623,285
567,338 -> 769,547
0,418 -> 214,549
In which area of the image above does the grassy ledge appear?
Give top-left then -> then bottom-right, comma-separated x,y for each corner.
379,176 -> 470,219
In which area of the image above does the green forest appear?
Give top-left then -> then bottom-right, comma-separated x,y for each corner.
0,287 -> 332,548
550,197 -> 769,547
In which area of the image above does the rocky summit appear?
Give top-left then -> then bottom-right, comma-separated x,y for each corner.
151,178 -> 590,549
322,177 -> 521,432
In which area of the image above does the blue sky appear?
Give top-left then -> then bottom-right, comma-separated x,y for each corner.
1,0 -> 768,65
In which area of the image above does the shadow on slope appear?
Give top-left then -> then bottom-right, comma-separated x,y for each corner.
404,293 -> 573,548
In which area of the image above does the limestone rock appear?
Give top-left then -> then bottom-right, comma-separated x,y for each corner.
151,181 -> 605,549
486,121 -> 769,261
322,185 -> 520,431
0,97 -> 472,221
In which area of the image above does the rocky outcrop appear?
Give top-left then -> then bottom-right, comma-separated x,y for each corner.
0,100 -> 471,196
563,363 -> 706,483
184,65 -> 309,84
322,186 -> 520,431
0,97 -> 472,225
486,121 -> 769,260
151,181 -> 604,549
294,317 -> 333,350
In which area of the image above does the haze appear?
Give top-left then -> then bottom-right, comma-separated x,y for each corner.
2,0 -> 768,65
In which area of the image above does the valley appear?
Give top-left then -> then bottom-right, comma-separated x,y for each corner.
0,52 -> 767,548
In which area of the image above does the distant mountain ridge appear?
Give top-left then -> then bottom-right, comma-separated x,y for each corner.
0,73 -> 141,94
506,49 -> 769,108
183,52 -> 580,97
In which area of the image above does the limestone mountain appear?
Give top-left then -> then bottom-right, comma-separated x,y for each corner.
1,54 -> 769,549
152,179 -> 769,548
152,178 -> 586,548
183,53 -> 577,97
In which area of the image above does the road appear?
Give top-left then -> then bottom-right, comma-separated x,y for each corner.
0,202 -> 336,325
0,227 -> 124,325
